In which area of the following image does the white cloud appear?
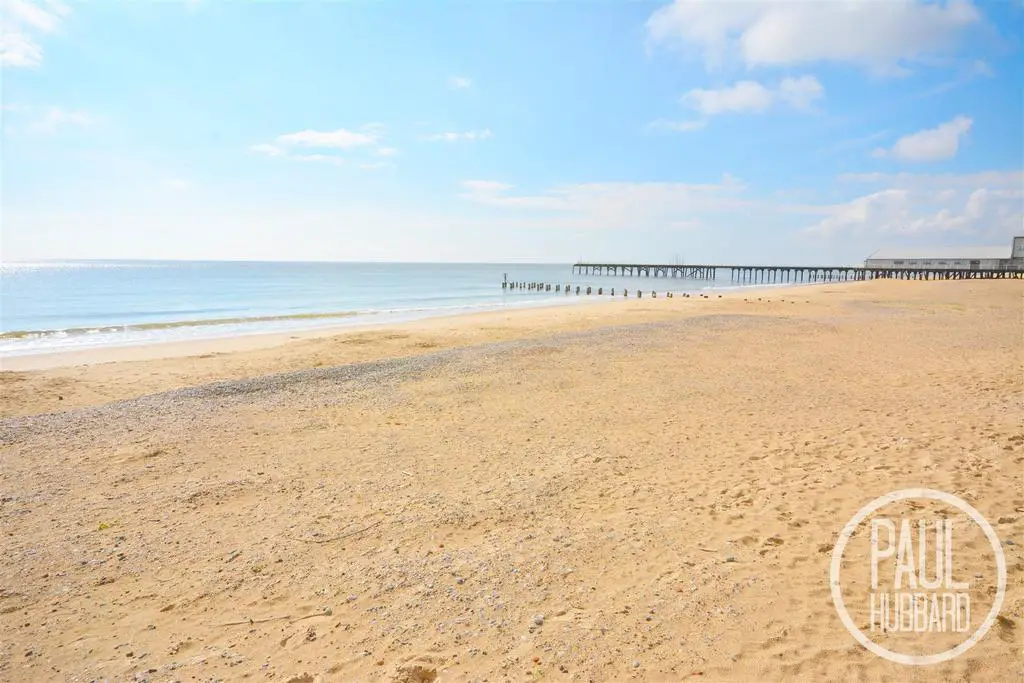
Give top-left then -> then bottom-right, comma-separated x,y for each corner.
276,128 -> 378,149
250,124 -> 392,167
871,116 -> 973,162
26,106 -> 91,133
0,0 -> 68,68
426,129 -> 492,142
249,144 -> 344,166
461,180 -> 512,193
808,170 -> 1023,236
648,119 -> 707,132
839,169 -> 1022,189
458,174 -> 752,226
681,75 -> 823,117
647,0 -> 983,73
685,81 -> 773,114
776,75 -> 824,110
448,76 -> 472,90
457,167 -> 1021,245
458,180 -> 561,209
2,0 -> 64,31
970,59 -> 993,77
250,143 -> 284,157
0,24 -> 42,67
809,189 -> 912,235
291,153 -> 345,166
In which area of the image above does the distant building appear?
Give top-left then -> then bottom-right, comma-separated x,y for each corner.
865,236 -> 1024,271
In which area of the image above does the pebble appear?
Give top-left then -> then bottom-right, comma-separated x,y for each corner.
532,614 -> 545,626
633,660 -> 640,668
724,556 -> 737,563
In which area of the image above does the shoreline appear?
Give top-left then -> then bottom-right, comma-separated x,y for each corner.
0,281 -> 850,417
0,280 -> 815,372
4,279 -> 1017,420
0,295 -> 614,371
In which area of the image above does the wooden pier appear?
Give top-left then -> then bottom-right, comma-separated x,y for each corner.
571,263 -> 1023,283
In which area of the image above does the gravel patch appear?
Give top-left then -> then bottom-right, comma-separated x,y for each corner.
0,314 -> 787,450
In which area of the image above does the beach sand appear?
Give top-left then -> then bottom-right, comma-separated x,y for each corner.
1,280 -> 1021,681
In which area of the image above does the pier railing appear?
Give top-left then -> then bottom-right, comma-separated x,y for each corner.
570,263 -> 1023,284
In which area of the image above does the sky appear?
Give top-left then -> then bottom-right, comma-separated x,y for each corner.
1,0 -> 1022,265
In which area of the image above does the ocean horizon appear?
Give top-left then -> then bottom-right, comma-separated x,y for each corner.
1,259 -> 786,357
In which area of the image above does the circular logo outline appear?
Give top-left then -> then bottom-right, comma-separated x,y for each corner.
829,488 -> 1007,666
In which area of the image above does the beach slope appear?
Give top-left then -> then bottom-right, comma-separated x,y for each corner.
1,280 -> 1021,681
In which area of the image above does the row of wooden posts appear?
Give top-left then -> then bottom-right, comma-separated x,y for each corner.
500,281 -> 722,299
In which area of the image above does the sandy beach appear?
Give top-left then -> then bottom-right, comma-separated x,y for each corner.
1,280 -> 1021,682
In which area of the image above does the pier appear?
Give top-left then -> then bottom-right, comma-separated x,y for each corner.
570,263 -> 1023,283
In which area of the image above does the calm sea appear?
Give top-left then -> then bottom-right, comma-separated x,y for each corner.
0,260 -> 754,357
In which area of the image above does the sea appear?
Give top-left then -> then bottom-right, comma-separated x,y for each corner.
0,260 -> 769,358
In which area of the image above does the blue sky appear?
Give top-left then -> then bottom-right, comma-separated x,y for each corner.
2,0 -> 1022,264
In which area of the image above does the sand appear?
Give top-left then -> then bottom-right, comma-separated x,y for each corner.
0,280 -> 1021,682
